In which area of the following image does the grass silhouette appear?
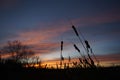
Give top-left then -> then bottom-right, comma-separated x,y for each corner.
0,61 -> 120,80
0,37 -> 119,80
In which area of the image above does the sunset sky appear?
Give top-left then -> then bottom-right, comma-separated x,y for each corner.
0,0 -> 120,65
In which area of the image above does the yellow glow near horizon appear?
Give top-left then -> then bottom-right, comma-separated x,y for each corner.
23,57 -> 120,69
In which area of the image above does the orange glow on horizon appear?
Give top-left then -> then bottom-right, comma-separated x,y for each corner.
23,57 -> 120,69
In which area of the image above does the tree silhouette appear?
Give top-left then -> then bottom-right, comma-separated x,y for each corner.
2,40 -> 34,61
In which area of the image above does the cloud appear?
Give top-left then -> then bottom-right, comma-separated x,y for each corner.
0,20 -> 72,59
40,52 -> 120,67
1,9 -> 120,61
0,0 -> 19,8
31,42 -> 60,54
95,53 -> 120,65
5,22 -> 70,57
71,10 -> 120,27
18,24 -> 69,44
1,53 -> 11,59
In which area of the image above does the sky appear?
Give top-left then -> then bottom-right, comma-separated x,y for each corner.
0,0 -> 120,65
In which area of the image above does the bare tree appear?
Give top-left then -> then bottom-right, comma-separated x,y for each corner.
2,40 -> 34,61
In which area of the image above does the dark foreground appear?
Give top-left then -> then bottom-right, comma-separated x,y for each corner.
0,65 -> 120,80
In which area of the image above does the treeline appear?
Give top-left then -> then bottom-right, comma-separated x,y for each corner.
0,40 -> 41,68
